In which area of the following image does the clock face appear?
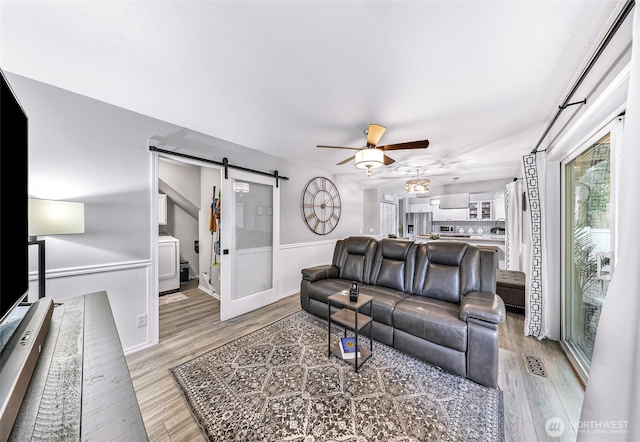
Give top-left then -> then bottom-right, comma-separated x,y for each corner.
302,177 -> 341,235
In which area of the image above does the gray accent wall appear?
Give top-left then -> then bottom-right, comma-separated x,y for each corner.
10,71 -> 365,268
363,189 -> 381,235
8,72 -> 364,352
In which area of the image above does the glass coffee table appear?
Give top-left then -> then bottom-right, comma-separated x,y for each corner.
327,291 -> 373,372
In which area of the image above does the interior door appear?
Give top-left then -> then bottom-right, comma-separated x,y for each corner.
561,121 -> 619,382
220,170 -> 279,321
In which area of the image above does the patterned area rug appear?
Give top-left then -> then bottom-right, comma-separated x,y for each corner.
170,310 -> 504,441
159,292 -> 188,306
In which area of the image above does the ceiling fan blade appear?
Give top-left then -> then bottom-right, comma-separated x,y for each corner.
317,145 -> 361,151
383,154 -> 395,166
337,155 -> 355,165
366,124 -> 386,146
378,139 -> 430,151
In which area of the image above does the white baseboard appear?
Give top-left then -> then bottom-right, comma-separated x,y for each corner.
198,285 -> 220,300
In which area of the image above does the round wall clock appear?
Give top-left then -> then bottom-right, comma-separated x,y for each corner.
301,177 -> 341,235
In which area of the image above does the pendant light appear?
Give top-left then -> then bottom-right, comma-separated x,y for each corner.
405,170 -> 431,193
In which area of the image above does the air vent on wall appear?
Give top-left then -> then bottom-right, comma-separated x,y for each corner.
439,193 -> 470,209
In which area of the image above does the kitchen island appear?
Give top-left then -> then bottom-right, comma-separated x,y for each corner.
416,233 -> 506,269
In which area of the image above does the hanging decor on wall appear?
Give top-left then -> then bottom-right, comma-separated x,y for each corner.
301,177 -> 341,235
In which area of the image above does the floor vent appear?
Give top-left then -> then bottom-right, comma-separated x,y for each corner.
524,355 -> 548,378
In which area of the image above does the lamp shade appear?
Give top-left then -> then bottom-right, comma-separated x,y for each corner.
354,149 -> 384,169
28,199 -> 85,236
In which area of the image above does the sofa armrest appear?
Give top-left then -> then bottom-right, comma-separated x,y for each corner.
459,291 -> 506,325
301,264 -> 340,282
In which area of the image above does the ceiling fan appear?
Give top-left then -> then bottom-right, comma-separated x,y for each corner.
317,124 -> 430,175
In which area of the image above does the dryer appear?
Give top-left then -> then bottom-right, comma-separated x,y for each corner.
159,234 -> 180,293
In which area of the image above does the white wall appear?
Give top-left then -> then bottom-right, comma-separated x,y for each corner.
429,178 -> 514,197
167,199 -> 199,278
159,159 -> 201,279
151,131 -> 365,246
199,166 -> 221,296
11,72 -> 365,354
159,159 -> 202,207
363,189 -> 380,235
10,72 -> 183,353
277,239 -> 337,297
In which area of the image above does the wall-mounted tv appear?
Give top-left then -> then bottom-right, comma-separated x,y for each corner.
0,68 -> 29,324
0,69 -> 57,441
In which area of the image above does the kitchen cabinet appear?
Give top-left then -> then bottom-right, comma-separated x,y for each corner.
449,208 -> 469,220
409,203 -> 431,213
431,204 -> 444,220
469,201 -> 492,220
432,204 -> 468,221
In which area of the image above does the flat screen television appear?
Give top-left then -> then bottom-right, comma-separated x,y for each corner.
0,68 -> 54,440
0,68 -> 29,326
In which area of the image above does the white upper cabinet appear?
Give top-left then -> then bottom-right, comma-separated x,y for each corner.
408,203 -> 431,213
469,200 -> 493,220
432,204 -> 468,221
448,208 -> 469,220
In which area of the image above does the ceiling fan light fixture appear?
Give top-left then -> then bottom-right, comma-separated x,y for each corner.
355,148 -> 384,170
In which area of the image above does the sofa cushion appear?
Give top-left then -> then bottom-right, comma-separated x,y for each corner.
305,279 -> 352,304
459,291 -> 506,324
336,237 -> 378,283
413,241 -> 482,303
342,255 -> 366,282
393,295 -> 467,352
301,264 -> 339,282
423,262 -> 461,303
370,239 -> 416,292
426,241 -> 468,266
358,284 -> 409,326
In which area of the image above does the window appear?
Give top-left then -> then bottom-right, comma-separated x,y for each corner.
379,202 -> 397,237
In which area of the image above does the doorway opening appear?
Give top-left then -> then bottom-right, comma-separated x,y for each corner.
153,149 -> 281,328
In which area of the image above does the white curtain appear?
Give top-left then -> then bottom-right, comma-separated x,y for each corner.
522,152 -> 550,339
579,6 -> 640,440
505,180 -> 523,271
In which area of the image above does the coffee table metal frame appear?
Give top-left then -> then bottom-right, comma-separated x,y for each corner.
327,291 -> 373,372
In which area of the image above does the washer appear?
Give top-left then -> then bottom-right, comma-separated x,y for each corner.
158,234 -> 180,293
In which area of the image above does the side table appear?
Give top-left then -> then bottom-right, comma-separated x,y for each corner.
327,291 -> 373,372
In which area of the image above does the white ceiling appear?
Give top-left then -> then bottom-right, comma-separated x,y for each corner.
0,1 -> 625,193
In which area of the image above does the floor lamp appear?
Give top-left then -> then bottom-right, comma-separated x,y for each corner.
28,199 -> 85,299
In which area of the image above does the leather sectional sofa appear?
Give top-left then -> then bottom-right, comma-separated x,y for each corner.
300,236 -> 506,388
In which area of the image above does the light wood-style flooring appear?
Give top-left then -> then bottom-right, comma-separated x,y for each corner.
126,280 -> 584,442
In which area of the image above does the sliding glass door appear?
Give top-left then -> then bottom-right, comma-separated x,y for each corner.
562,125 -> 617,382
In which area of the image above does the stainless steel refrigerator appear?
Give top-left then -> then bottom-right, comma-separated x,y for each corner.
406,212 -> 433,239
